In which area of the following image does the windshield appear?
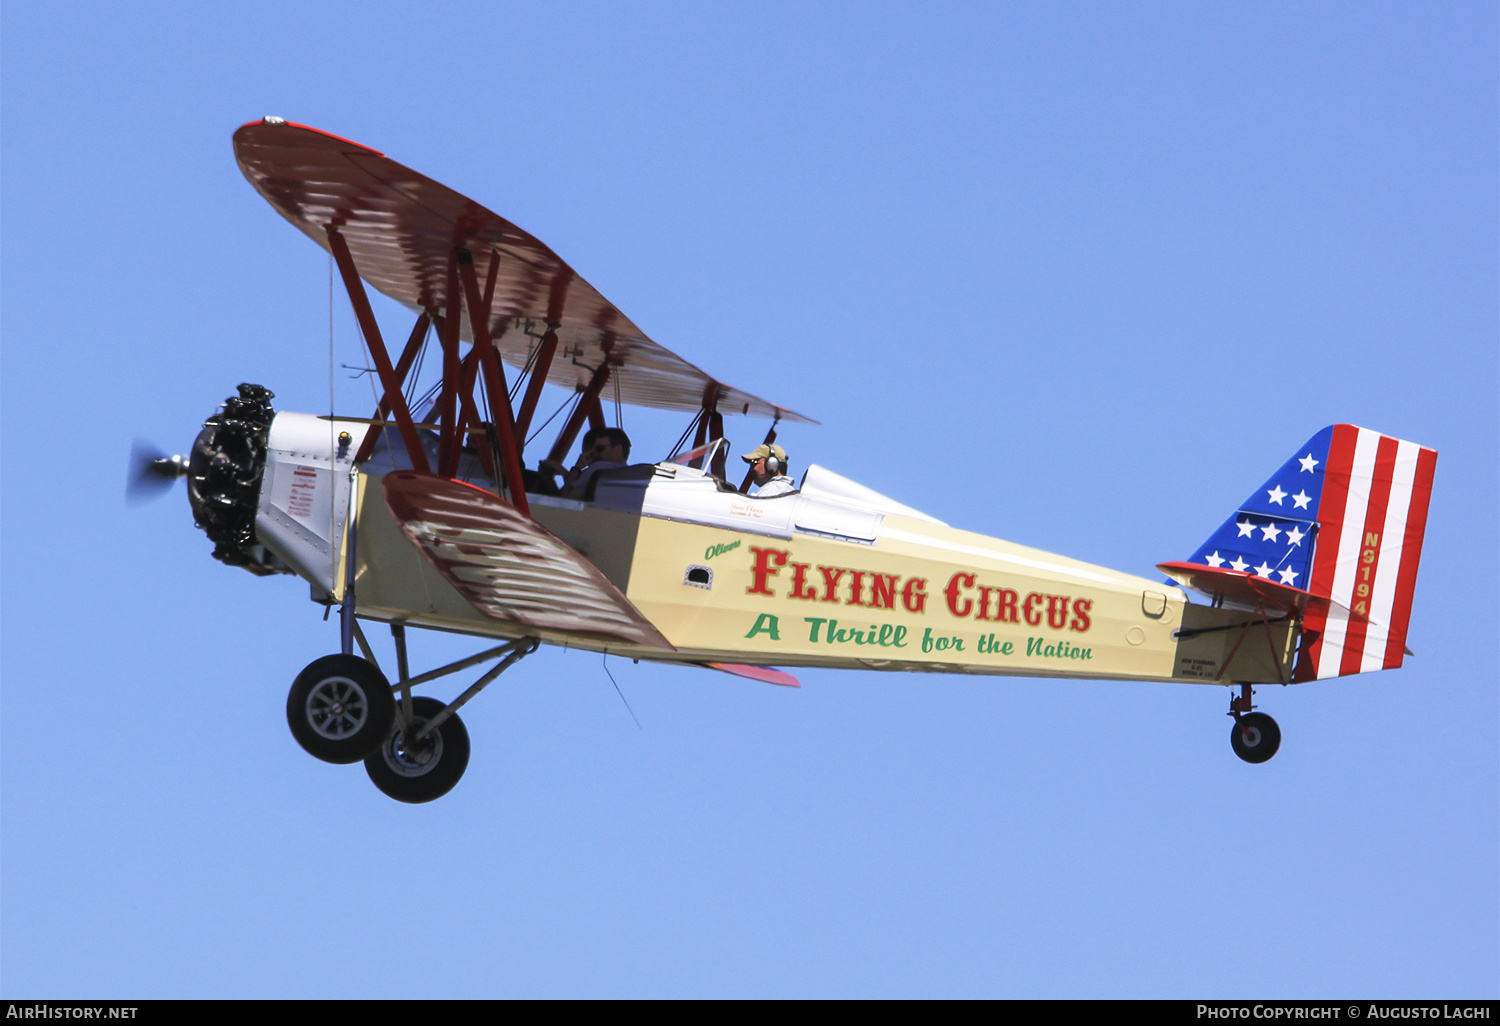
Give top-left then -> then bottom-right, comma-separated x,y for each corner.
667,437 -> 727,468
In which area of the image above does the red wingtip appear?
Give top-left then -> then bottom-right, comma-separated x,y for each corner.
705,663 -> 801,688
234,118 -> 385,156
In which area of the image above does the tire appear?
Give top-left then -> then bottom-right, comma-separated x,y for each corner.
364,696 -> 470,804
1230,712 -> 1281,764
287,654 -> 396,764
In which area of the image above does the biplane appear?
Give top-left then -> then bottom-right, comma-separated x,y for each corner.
131,118 -> 1438,802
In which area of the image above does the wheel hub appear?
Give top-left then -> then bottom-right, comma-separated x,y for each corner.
305,677 -> 369,740
383,724 -> 445,777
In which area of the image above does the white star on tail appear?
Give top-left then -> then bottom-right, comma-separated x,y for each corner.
1277,567 -> 1300,586
1267,484 -> 1287,505
1285,525 -> 1305,547
1253,561 -> 1274,579
1230,556 -> 1249,572
1237,520 -> 1256,538
1205,551 -> 1226,567
1292,489 -> 1312,510
1260,522 -> 1282,542
1299,454 -> 1319,473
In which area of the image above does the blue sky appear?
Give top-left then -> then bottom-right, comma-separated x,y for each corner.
2,1 -> 1495,998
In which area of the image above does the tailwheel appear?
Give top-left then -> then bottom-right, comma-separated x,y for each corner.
1230,711 -> 1281,764
364,696 -> 470,803
287,654 -> 396,764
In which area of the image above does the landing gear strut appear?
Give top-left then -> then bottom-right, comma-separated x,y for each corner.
1228,684 -> 1281,764
364,696 -> 470,804
286,628 -> 538,802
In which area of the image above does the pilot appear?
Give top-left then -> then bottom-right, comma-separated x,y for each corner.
742,443 -> 795,497
539,427 -> 632,499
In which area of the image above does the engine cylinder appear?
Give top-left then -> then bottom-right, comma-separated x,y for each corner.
188,383 -> 276,570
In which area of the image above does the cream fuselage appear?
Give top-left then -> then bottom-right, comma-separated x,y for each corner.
318,444 -> 1292,688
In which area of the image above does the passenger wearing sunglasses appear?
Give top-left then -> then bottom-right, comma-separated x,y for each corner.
538,427 -> 632,498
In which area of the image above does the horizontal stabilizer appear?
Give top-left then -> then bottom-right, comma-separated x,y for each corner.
1157,561 -> 1368,626
383,472 -> 673,651
703,663 -> 801,687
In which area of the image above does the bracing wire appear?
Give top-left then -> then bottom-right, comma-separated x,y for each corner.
477,362 -> 492,424
403,322 -> 430,412
602,653 -> 642,730
526,391 -> 578,448
666,410 -> 703,462
329,255 -> 336,418
364,341 -> 381,409
474,362 -> 501,491
510,333 -> 541,404
329,254 -> 337,561
410,376 -> 444,419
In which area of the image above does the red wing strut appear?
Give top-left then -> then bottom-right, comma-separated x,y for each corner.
383,472 -> 673,651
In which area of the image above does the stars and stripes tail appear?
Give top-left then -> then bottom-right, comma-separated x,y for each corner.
1181,424 -> 1436,682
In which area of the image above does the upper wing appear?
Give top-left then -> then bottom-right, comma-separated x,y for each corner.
233,118 -> 813,424
383,471 -> 674,650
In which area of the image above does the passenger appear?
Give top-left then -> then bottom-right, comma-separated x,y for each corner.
742,443 -> 795,497
539,427 -> 632,499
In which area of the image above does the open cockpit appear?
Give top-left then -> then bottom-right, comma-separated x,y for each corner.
358,422 -> 942,552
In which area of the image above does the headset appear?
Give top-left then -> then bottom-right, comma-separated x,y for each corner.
747,445 -> 786,476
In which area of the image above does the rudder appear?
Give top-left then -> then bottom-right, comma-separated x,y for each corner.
1297,425 -> 1437,680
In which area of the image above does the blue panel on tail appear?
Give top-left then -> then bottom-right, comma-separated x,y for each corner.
1183,426 -> 1334,590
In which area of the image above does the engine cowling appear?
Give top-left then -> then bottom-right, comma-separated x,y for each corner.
188,383 -> 285,574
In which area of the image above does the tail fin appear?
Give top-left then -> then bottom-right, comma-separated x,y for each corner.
1181,425 -> 1437,681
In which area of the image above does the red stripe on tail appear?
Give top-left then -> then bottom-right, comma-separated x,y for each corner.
1380,446 -> 1438,669
1296,424 -> 1359,680
1337,435 -> 1399,677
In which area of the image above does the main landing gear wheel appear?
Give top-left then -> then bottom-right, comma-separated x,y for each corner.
287,654 -> 396,764
364,696 -> 470,804
1230,712 -> 1281,764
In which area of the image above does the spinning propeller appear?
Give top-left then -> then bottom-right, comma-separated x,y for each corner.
127,440 -> 189,503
